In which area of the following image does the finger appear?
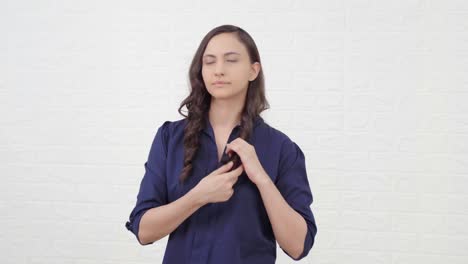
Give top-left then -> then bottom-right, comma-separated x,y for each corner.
229,176 -> 240,186
228,169 -> 243,184
225,144 -> 236,155
226,166 -> 243,186
216,161 -> 233,173
228,164 -> 244,178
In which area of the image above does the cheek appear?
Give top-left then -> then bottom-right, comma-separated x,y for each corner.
235,66 -> 252,81
230,73 -> 249,86
201,67 -> 207,77
201,68 -> 210,84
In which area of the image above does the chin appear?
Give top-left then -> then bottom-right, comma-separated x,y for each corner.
209,92 -> 234,100
207,85 -> 244,99
208,86 -> 229,94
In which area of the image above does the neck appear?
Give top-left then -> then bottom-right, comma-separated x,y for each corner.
208,95 -> 245,129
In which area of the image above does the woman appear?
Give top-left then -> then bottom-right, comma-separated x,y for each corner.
125,24 -> 317,263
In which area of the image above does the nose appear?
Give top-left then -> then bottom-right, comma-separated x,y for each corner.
214,61 -> 225,77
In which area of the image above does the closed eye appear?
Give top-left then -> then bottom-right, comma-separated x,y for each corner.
204,60 -> 237,65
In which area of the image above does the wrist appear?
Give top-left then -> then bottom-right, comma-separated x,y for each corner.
188,187 -> 206,208
255,173 -> 273,189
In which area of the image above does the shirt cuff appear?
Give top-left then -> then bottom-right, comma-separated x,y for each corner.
125,209 -> 154,246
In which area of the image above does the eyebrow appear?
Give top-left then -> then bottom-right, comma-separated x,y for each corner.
203,52 -> 241,58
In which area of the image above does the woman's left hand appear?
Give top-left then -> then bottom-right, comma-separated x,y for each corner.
225,138 -> 270,186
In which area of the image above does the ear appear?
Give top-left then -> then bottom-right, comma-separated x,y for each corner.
249,62 -> 261,82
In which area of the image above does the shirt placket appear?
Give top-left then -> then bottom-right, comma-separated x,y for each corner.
190,123 -> 240,263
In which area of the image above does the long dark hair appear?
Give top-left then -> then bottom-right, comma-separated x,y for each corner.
177,24 -> 269,184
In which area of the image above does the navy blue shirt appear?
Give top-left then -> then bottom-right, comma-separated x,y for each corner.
125,115 -> 317,263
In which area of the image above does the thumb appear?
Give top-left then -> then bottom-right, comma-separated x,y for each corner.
217,161 -> 233,173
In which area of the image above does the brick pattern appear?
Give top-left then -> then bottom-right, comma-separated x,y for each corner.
1,1 -> 468,263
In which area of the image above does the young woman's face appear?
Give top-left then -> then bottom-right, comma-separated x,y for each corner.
202,33 -> 259,100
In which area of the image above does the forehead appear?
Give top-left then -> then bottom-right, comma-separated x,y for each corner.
203,33 -> 246,57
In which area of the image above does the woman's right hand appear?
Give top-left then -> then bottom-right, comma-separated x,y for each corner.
194,161 -> 244,205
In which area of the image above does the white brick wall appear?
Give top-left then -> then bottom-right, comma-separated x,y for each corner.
2,0 -> 468,263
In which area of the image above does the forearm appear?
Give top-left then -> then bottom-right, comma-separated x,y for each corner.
256,175 -> 307,259
139,187 -> 205,244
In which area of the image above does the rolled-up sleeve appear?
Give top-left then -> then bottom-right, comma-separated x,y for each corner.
275,138 -> 317,261
125,121 -> 170,245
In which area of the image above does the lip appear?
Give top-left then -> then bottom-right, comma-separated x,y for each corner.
213,81 -> 229,85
